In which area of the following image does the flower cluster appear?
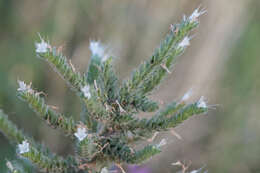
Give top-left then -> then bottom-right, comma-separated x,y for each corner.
0,6 -> 208,173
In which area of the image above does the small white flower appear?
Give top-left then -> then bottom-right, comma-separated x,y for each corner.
89,41 -> 110,62
181,88 -> 193,101
17,80 -> 27,92
74,127 -> 88,141
157,138 -> 167,148
100,167 -> 109,173
81,85 -> 91,99
89,41 -> 105,58
197,96 -> 207,108
35,39 -> 49,53
18,140 -> 30,154
183,15 -> 187,21
101,54 -> 110,63
17,80 -> 33,93
178,36 -> 190,49
190,166 -> 207,173
190,170 -> 199,173
170,24 -> 175,32
6,161 -> 14,171
189,7 -> 206,22
171,161 -> 182,166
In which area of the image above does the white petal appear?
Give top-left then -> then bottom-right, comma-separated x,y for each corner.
197,96 -> 207,108
81,85 -> 91,99
35,40 -> 49,53
178,36 -> 190,49
6,161 -> 14,171
171,161 -> 182,166
181,88 -> 193,101
189,7 -> 206,22
89,41 -> 104,58
17,80 -> 27,92
101,54 -> 109,62
190,166 -> 207,173
157,138 -> 167,148
190,170 -> 199,173
89,41 -> 111,62
17,80 -> 32,93
18,140 -> 30,154
183,15 -> 187,21
101,167 -> 109,173
74,127 -> 88,141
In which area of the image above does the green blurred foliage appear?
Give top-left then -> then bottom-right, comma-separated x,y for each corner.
208,2 -> 260,172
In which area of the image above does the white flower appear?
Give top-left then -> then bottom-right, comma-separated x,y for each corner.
89,41 -> 110,62
181,88 -> 193,101
100,167 -> 109,173
189,7 -> 206,22
183,15 -> 187,21
35,39 -> 49,53
157,138 -> 167,148
6,161 -> 14,171
89,41 -> 105,58
81,85 -> 91,99
74,127 -> 88,141
18,140 -> 30,154
17,80 -> 27,92
171,161 -> 182,166
178,36 -> 190,49
190,165 -> 207,173
101,54 -> 110,63
197,96 -> 207,108
17,80 -> 32,93
190,170 -> 199,173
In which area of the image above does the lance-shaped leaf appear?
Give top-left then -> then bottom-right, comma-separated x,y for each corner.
102,137 -> 161,165
35,39 -> 109,126
76,137 -> 99,161
20,143 -> 70,173
86,55 -> 102,85
127,144 -> 161,164
81,86 -> 109,122
119,94 -> 159,113
6,160 -> 25,173
0,110 -> 73,172
96,57 -> 119,104
36,43 -> 86,93
0,110 -> 27,144
17,82 -> 76,135
86,41 -> 106,84
127,102 -> 207,132
119,10 -> 202,113
154,101 -> 184,118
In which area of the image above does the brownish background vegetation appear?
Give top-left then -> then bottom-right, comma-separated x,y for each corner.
1,0 -> 259,172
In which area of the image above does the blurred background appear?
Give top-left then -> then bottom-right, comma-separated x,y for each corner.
0,0 -> 259,172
